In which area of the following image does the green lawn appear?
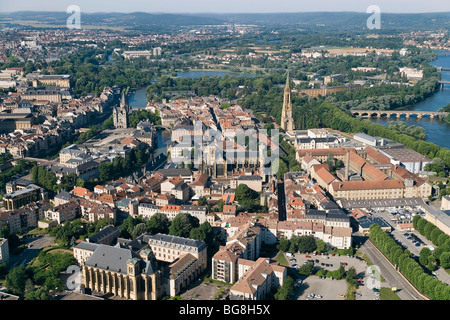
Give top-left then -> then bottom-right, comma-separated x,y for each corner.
26,227 -> 48,236
445,269 -> 450,275
345,284 -> 357,300
275,251 -> 290,268
379,287 -> 401,300
355,251 -> 373,265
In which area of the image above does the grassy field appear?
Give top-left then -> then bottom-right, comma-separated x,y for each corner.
345,284 -> 357,300
355,251 -> 373,265
275,251 -> 290,267
379,287 -> 401,300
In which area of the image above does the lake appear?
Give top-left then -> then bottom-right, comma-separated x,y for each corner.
370,50 -> 450,149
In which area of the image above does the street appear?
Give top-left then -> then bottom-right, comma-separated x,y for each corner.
359,240 -> 426,300
8,235 -> 55,269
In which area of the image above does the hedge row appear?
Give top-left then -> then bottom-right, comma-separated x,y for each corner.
369,224 -> 450,300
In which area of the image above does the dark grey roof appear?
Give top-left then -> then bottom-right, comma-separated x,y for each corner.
141,233 -> 207,251
55,190 -> 72,201
357,216 -> 391,229
11,177 -> 33,187
74,241 -> 99,252
173,182 -> 189,191
305,209 -> 327,218
87,225 -> 120,244
180,205 -> 207,212
236,175 -> 263,181
339,198 -> 426,209
157,168 -> 193,177
326,209 -> 349,222
320,202 -> 340,210
297,137 -> 338,143
84,245 -> 139,274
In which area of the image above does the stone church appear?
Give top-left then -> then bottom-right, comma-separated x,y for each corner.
113,91 -> 129,129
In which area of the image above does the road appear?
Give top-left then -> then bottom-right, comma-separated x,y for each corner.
359,240 -> 425,300
23,157 -> 59,166
277,181 -> 286,221
9,235 -> 55,268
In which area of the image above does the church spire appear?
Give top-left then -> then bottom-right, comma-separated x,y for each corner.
281,71 -> 294,132
120,91 -> 127,106
285,71 -> 290,90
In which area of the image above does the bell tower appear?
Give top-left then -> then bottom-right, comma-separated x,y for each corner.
281,72 -> 294,132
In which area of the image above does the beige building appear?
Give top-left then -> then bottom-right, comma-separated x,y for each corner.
3,184 -> 43,211
442,196 -> 450,211
231,175 -> 263,192
32,75 -> 72,88
212,247 -> 240,284
329,180 -> 405,201
73,241 -> 100,265
230,258 -> 286,300
82,245 -> 161,300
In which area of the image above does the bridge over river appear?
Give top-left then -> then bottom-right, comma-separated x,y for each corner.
351,110 -> 449,119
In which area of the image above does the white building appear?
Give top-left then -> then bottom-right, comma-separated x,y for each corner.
0,238 -> 9,265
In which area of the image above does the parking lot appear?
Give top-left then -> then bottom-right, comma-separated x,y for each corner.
287,252 -> 384,300
180,279 -> 230,300
296,276 -> 347,300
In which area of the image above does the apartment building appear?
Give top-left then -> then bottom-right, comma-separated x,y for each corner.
230,258 -> 286,300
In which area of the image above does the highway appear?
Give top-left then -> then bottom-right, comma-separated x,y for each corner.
359,240 -> 426,300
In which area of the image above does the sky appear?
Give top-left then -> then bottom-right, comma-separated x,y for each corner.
1,0 -> 449,14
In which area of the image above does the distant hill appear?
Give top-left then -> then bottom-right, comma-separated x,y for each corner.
0,11 -> 449,31
201,12 -> 450,30
0,11 -> 225,28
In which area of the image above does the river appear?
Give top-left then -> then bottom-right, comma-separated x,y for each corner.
370,51 -> 450,149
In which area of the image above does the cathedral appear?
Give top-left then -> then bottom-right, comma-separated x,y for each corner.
113,91 -> 129,129
280,72 -> 295,132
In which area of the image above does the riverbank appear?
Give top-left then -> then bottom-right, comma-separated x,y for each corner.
365,50 -> 450,149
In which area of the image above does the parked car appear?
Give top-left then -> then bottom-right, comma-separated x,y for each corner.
305,255 -> 311,258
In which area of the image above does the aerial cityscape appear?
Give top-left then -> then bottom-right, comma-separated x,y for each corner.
0,1 -> 450,308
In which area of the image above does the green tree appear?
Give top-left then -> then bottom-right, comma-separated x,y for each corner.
197,196 -> 208,206
345,266 -> 358,287
274,277 -> 295,300
6,265 -> 28,295
316,239 -> 327,253
439,252 -> 450,269
190,221 -> 214,244
298,262 -> 314,275
146,213 -> 170,235
277,237 -> 290,252
169,213 -> 199,238
419,247 -> 432,266
297,235 -> 317,253
132,223 -> 149,239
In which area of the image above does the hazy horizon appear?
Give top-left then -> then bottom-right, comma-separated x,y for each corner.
1,0 -> 449,14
